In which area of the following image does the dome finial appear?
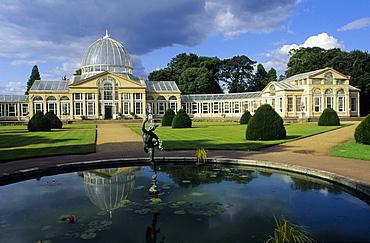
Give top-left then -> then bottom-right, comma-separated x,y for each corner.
104,30 -> 110,38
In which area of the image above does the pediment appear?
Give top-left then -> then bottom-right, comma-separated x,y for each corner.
309,68 -> 349,79
69,71 -> 146,89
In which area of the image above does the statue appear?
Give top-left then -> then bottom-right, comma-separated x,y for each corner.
142,116 -> 163,195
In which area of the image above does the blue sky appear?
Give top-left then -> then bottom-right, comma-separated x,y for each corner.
0,0 -> 369,95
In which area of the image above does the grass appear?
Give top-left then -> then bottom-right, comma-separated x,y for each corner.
0,125 -> 96,161
129,122 -> 346,151
329,139 -> 370,161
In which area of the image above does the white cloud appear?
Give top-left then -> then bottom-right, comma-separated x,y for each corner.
0,81 -> 25,95
337,17 -> 370,31
10,59 -> 47,67
262,33 -> 344,76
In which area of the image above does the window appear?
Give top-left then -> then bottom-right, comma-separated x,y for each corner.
271,99 -> 275,109
224,102 -> 230,113
312,78 -> 321,84
147,96 -> 155,114
73,93 -> 82,100
287,96 -> 293,112
351,97 -> 357,112
87,102 -> 95,115
337,79 -> 345,85
243,101 -> 249,112
157,96 -> 166,115
191,103 -> 198,114
213,102 -> 219,113
0,104 -> 4,117
296,96 -> 302,112
202,102 -> 209,114
122,102 -> 130,115
169,96 -> 177,111
7,104 -> 16,117
313,88 -> 321,112
74,102 -> 83,116
337,89 -> 345,112
122,93 -> 130,100
99,76 -> 118,100
47,96 -> 57,114
86,93 -> 95,100
279,98 -> 283,112
134,93 -> 142,100
325,89 -> 333,108
234,102 -> 240,113
134,102 -> 142,115
60,96 -> 70,116
21,104 -> 28,117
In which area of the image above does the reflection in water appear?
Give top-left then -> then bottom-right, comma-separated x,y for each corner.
83,167 -> 141,216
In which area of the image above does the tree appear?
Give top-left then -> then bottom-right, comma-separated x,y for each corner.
286,47 -> 370,115
248,64 -> 268,91
219,55 -> 256,93
267,68 -> 277,82
172,109 -> 192,128
318,108 -> 340,126
246,104 -> 286,140
161,108 -> 175,126
355,114 -> 370,145
28,111 -> 51,132
240,110 -> 252,125
148,53 -> 222,94
45,111 -> 63,129
26,65 -> 41,95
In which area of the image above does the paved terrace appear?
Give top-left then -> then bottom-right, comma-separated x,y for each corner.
1,120 -> 369,188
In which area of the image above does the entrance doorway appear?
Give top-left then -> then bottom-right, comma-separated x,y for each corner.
105,105 -> 112,119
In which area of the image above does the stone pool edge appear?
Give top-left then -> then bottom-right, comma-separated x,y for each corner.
1,157 -> 369,198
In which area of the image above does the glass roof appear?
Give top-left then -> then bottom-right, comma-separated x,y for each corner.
146,81 -> 180,92
0,95 -> 28,102
30,80 -> 69,92
81,32 -> 133,79
181,92 -> 262,102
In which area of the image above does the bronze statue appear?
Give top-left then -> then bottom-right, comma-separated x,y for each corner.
142,117 -> 163,163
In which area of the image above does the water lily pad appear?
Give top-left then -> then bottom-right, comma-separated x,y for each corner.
191,192 -> 206,196
134,185 -> 146,189
239,175 -> 248,178
41,225 -> 52,230
150,198 -> 162,203
120,199 -> 131,204
174,210 -> 186,215
80,232 -> 97,239
182,180 -> 191,183
177,201 -> 187,204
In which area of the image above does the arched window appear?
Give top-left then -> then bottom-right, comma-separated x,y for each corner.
157,96 -> 166,115
46,96 -> 57,114
325,89 -> 333,108
337,89 -> 345,112
60,96 -> 70,116
98,76 -> 118,101
169,96 -> 177,111
313,88 -> 321,112
33,96 -> 43,113
146,96 -> 155,114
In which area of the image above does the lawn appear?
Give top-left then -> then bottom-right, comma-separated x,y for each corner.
128,122 -> 346,151
329,139 -> 370,161
0,125 -> 96,161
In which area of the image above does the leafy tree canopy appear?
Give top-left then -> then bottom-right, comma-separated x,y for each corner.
219,55 -> 256,93
286,47 -> 370,115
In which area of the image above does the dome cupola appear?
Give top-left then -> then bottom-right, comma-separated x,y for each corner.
80,30 -> 133,79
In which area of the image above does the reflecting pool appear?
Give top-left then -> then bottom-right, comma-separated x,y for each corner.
0,164 -> 369,242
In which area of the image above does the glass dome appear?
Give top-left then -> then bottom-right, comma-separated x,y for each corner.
81,31 -> 133,79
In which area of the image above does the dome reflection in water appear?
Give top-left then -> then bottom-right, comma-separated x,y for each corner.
0,164 -> 369,243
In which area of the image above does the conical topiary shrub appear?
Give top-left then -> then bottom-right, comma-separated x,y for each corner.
28,111 -> 51,132
172,109 -> 192,128
240,110 -> 252,125
45,111 -> 63,129
161,108 -> 175,126
246,104 -> 286,140
355,114 -> 370,145
318,108 -> 340,126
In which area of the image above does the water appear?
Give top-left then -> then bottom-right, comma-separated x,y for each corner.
0,164 -> 369,242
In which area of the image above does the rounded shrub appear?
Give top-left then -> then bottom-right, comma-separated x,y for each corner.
246,104 -> 286,140
161,108 -> 175,126
45,111 -> 63,129
172,109 -> 192,128
240,110 -> 252,125
28,111 -> 51,132
355,114 -> 370,145
318,108 -> 340,126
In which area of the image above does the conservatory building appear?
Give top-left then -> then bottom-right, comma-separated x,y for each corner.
0,32 -> 360,122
